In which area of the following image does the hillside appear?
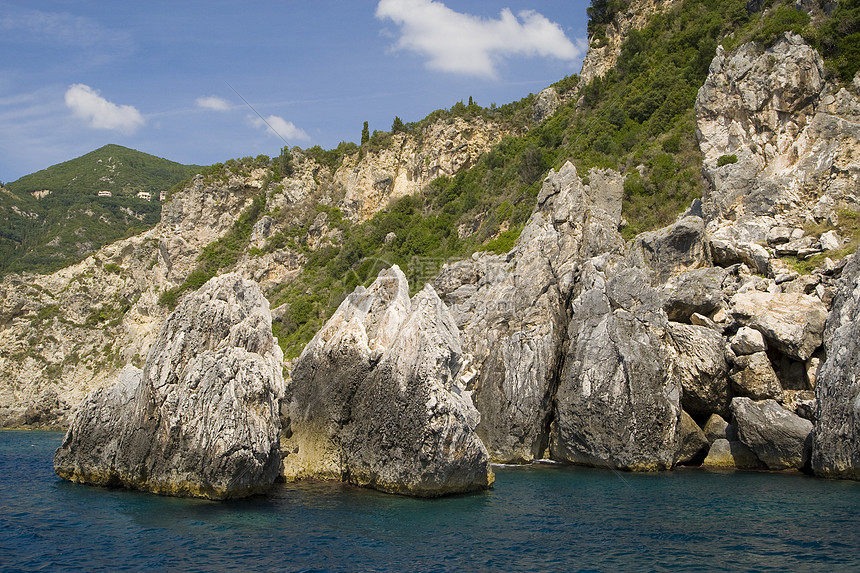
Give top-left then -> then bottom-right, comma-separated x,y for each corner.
0,145 -> 201,275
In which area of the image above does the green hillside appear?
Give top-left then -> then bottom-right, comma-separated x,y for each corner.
260,0 -> 858,357
1,144 -> 201,276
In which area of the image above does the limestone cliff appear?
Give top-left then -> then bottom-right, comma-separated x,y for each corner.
578,0 -> 681,87
0,114 -> 503,429
335,118 -> 504,222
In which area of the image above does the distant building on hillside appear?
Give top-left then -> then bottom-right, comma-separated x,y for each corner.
97,190 -> 112,197
159,190 -> 167,201
137,191 -> 151,201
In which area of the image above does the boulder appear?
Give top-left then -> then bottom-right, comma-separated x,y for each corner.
551,268 -> 682,471
710,240 -> 771,276
703,413 -> 738,443
662,266 -> 727,322
676,411 -> 709,465
730,326 -> 767,355
54,274 -> 285,499
730,291 -> 827,361
628,216 -> 710,284
666,322 -> 730,417
729,352 -> 783,400
282,266 -> 493,496
732,397 -> 813,470
819,230 -> 842,252
702,438 -> 763,469
813,254 -> 860,480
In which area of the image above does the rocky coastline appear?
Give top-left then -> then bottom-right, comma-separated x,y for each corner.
0,15 -> 857,499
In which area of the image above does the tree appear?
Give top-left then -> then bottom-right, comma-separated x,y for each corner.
278,146 -> 294,177
361,121 -> 370,145
392,116 -> 405,133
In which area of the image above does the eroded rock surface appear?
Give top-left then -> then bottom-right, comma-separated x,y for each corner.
732,397 -> 812,471
54,274 -> 285,499
433,163 -> 625,463
282,266 -> 493,497
551,267 -> 682,471
813,254 -> 860,479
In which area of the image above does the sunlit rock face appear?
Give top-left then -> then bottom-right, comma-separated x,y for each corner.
54,274 -> 285,500
281,265 -> 493,497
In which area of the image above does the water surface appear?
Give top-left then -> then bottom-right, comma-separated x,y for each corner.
2,430 -> 858,572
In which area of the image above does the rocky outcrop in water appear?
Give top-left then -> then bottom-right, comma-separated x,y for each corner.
281,265 -> 493,496
813,254 -> 860,479
552,267 -> 681,470
433,162 -> 626,463
54,274 -> 285,499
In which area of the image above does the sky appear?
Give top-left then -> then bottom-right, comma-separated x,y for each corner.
0,0 -> 590,182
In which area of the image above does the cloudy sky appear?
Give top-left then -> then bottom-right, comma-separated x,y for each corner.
0,0 -> 589,182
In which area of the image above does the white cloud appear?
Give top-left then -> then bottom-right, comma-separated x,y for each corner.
375,0 -> 584,78
250,115 -> 309,142
196,96 -> 231,111
64,84 -> 144,134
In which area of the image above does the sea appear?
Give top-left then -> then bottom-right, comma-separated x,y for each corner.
1,430 -> 859,572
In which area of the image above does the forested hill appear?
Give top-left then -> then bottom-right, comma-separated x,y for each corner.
1,145 -> 201,276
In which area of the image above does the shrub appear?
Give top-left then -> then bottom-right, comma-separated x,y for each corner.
717,154 -> 738,167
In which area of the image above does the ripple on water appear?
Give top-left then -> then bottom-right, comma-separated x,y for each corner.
2,431 -> 860,572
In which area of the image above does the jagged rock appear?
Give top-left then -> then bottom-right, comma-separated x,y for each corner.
551,267 -> 681,471
54,274 -> 285,499
702,438 -> 763,469
628,216 -> 710,284
662,266 -> 727,322
730,351 -> 783,400
730,326 -> 767,355
710,240 -> 771,276
730,291 -> 827,361
813,254 -> 860,480
433,162 -> 625,463
666,322 -> 730,417
676,410 -> 709,465
732,397 -> 813,470
281,266 -> 493,496
820,230 -> 842,251
533,87 -> 560,123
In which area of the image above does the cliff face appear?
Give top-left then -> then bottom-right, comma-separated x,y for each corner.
0,115 -> 504,429
335,118 -> 504,222
578,0 -> 681,87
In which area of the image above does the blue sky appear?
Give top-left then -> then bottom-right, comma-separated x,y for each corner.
0,0 -> 590,182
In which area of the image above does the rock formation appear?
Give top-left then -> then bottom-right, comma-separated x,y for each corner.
552,267 -> 682,470
281,266 -> 493,496
813,254 -> 860,479
433,162 -> 626,463
732,397 -> 812,470
54,274 -> 285,499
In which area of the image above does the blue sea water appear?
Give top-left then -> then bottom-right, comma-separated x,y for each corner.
1,431 -> 859,572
